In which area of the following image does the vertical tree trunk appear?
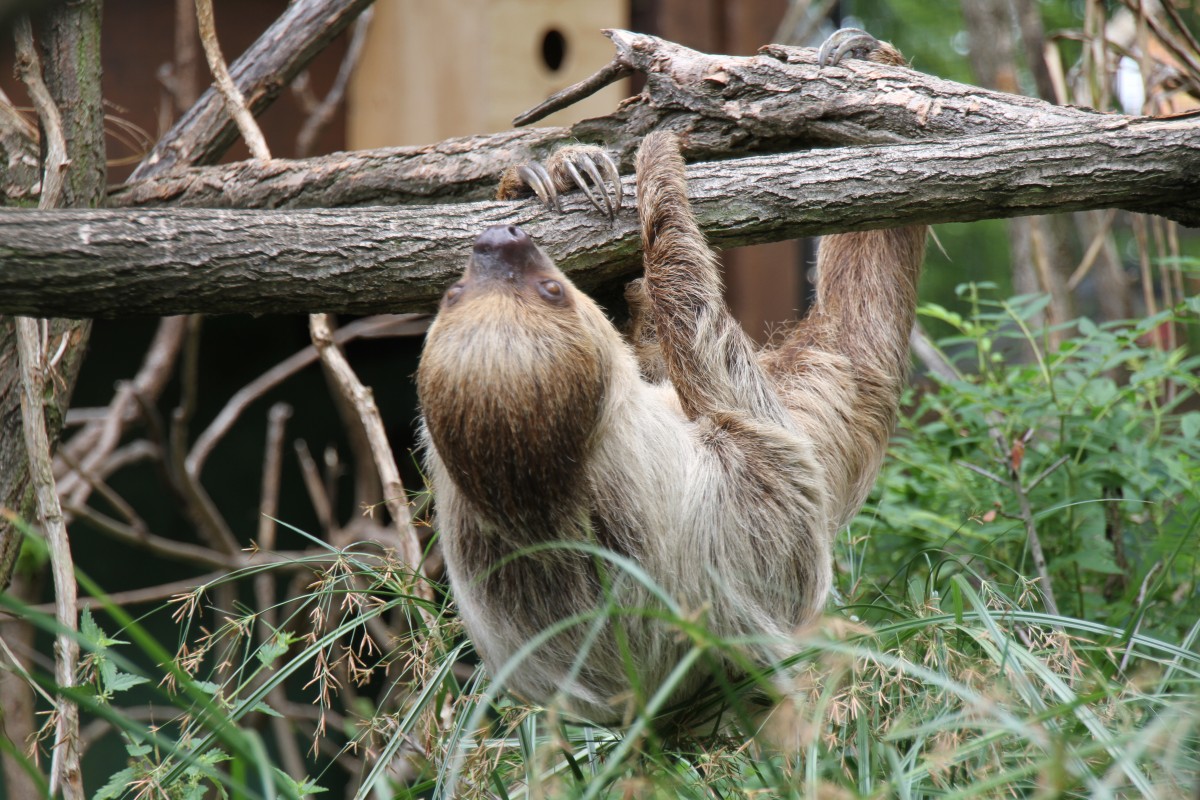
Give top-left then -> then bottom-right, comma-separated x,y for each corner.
0,4 -> 105,798
0,1 -> 105,591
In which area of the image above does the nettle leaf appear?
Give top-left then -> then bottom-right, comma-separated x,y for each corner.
94,766 -> 139,800
195,748 -> 232,767
125,741 -> 152,758
80,606 -> 125,649
250,698 -> 284,718
1182,412 -> 1200,440
256,629 -> 301,667
80,607 -> 102,642
277,767 -> 328,794
106,669 -> 151,693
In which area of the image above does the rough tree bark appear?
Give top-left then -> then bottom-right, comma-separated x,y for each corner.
0,4 -> 104,797
962,0 -> 1075,344
0,1 -> 104,589
1,115 -> 1197,318
109,30 -> 1112,210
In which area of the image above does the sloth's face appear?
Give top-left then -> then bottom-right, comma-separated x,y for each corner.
438,224 -> 580,317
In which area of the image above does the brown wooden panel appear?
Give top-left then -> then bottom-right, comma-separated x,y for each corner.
348,0 -> 628,149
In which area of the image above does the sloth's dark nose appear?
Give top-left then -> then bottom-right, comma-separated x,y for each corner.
474,224 -> 533,256
471,225 -> 539,280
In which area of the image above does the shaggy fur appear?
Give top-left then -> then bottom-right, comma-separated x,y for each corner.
417,39 -> 926,724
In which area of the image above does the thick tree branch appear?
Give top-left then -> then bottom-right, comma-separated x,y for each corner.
129,0 -> 374,181
112,126 -> 573,208
110,29 -> 1111,211
2,115 -> 1198,319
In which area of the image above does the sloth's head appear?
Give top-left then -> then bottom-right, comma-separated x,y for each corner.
417,225 -> 613,519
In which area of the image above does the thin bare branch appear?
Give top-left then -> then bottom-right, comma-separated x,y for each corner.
513,57 -> 633,127
10,16 -> 83,799
956,460 -> 1007,486
187,314 -> 429,476
1067,208 -> 1118,290
308,313 -> 429,603
910,324 -> 962,383
194,0 -> 271,161
1117,0 -> 1200,91
1026,455 -> 1071,493
56,316 -> 188,504
253,402 -> 306,782
13,17 -> 68,209
295,7 -> 373,157
74,573 -> 224,611
132,0 -> 373,180
294,440 -> 338,538
169,316 -> 239,556
64,502 -> 236,571
13,319 -> 82,800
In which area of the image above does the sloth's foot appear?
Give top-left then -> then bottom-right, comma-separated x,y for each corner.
817,27 -> 907,68
497,145 -> 622,220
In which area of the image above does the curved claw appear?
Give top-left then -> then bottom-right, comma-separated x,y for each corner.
582,155 -> 617,219
559,158 -> 609,219
511,147 -> 622,219
519,162 -> 560,213
571,151 -> 622,220
596,150 -> 622,215
817,27 -> 878,67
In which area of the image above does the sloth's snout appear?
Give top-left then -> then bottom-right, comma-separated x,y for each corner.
474,224 -> 532,257
471,225 -> 540,280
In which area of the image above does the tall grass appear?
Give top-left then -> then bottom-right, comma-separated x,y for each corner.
10,287 -> 1199,798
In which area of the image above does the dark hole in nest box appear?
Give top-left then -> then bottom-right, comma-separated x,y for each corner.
541,28 -> 567,72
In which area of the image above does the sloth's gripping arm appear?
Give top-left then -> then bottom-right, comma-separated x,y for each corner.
633,132 -> 790,426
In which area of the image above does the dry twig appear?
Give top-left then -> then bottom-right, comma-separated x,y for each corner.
308,314 -> 430,604
13,321 -> 83,800
194,0 -> 271,161
187,314 -> 429,477
957,447 -> 1065,618
56,317 -> 188,505
11,15 -> 82,800
252,403 -> 307,781
13,17 -> 67,208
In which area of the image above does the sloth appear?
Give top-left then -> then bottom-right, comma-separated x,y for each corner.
417,30 -> 927,723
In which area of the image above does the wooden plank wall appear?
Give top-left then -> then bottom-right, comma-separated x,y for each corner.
349,0 -> 628,148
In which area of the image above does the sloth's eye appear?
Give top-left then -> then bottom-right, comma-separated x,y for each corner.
445,283 -> 466,305
537,279 -> 565,303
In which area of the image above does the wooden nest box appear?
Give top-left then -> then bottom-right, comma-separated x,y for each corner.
350,0 -> 629,148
